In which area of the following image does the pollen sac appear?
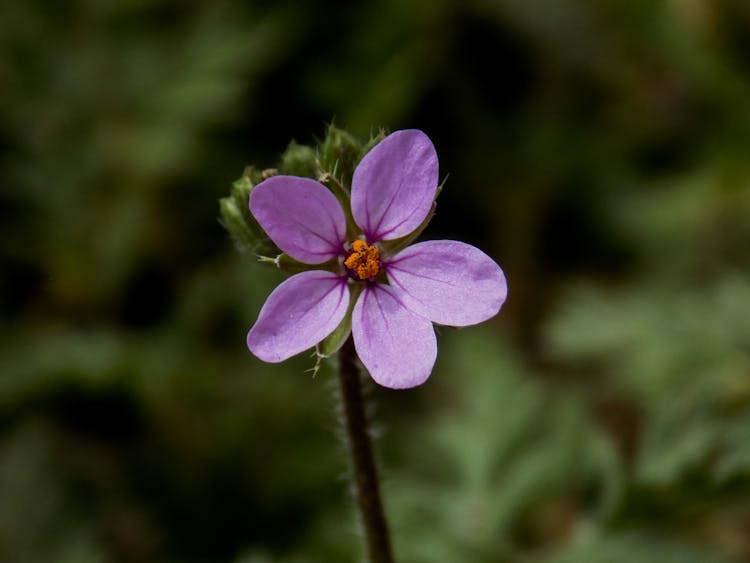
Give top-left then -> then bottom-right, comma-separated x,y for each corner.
344,240 -> 380,280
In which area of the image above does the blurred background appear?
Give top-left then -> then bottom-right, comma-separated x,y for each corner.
2,0 -> 750,561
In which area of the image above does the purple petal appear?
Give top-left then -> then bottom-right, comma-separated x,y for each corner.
351,130 -> 438,242
352,284 -> 437,389
386,240 -> 507,326
247,271 -> 349,362
250,175 -> 346,263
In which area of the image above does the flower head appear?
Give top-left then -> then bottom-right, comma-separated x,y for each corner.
246,130 -> 507,389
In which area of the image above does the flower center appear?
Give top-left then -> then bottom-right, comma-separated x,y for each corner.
344,240 -> 380,280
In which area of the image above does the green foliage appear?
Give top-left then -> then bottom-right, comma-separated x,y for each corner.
388,330 -> 620,562
543,156 -> 750,559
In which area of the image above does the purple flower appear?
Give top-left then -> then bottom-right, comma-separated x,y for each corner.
246,130 -> 507,389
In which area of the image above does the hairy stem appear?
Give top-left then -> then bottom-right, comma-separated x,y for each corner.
338,337 -> 395,563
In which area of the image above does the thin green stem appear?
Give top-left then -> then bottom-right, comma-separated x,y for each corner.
337,337 -> 395,563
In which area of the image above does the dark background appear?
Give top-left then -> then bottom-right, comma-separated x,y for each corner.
2,0 -> 750,561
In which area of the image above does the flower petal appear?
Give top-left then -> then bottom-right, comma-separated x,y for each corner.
352,284 -> 437,389
351,130 -> 438,242
386,240 -> 507,326
250,175 -> 346,263
247,271 -> 349,362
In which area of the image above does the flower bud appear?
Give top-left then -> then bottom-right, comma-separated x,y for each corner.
280,140 -> 318,179
219,168 -> 278,255
318,124 -> 362,184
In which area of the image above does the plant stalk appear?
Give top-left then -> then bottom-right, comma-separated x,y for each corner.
337,337 -> 395,563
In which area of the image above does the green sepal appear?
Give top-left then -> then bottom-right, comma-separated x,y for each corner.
278,253 -> 340,276
256,253 -> 340,276
316,282 -> 362,358
435,173 -> 448,198
219,167 -> 278,255
379,175 -> 447,257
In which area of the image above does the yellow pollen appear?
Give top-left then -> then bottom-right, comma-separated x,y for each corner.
344,240 -> 380,280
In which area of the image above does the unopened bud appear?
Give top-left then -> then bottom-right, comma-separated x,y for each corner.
318,125 -> 362,184
219,168 -> 277,255
280,141 -> 318,179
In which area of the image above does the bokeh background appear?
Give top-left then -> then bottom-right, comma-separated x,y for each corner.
2,0 -> 750,561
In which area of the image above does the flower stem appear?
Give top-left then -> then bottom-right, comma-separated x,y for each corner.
337,337 -> 395,563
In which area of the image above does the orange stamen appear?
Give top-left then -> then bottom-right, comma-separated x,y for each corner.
344,240 -> 380,280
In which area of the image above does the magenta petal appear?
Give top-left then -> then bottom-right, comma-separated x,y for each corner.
249,176 -> 346,263
352,284 -> 437,389
351,130 -> 438,242
247,271 -> 349,362
386,240 -> 507,326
